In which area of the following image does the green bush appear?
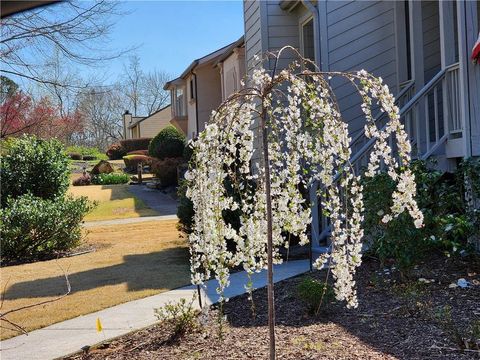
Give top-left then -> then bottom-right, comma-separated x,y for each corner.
154,296 -> 199,336
151,157 -> 183,186
362,160 -> 479,277
91,173 -> 129,185
1,135 -> 70,206
66,146 -> 107,160
123,155 -> 152,172
297,277 -> 335,314
177,180 -> 194,233
149,126 -> 185,160
0,194 -> 94,263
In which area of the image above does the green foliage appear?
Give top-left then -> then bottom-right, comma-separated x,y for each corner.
151,157 -> 183,186
154,296 -> 199,336
123,154 -> 152,172
0,194 -> 94,263
297,277 -> 335,314
363,160 -> 480,277
149,125 -> 185,160
177,180 -> 194,233
66,146 -> 107,160
91,173 -> 129,185
1,135 -> 70,206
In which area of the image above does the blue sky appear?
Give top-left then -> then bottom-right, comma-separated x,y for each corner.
105,1 -> 244,80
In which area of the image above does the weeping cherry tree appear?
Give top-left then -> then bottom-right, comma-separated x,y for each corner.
184,47 -> 424,359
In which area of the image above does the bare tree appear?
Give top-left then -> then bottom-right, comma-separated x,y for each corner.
141,69 -> 170,115
76,86 -> 124,150
122,55 -> 143,116
0,0 -> 129,89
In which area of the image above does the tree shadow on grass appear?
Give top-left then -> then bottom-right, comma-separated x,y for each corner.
4,247 -> 190,300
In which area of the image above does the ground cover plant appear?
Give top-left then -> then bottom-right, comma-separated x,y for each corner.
91,173 -> 129,185
0,219 -> 190,340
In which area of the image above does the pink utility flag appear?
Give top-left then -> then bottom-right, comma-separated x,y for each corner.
472,32 -> 480,64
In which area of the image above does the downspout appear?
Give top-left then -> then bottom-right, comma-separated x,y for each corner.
193,71 -> 199,138
301,0 -> 321,69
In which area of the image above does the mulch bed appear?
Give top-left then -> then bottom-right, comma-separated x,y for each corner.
66,254 -> 480,360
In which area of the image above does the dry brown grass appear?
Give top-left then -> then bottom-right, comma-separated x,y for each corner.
68,184 -> 158,221
0,220 -> 190,340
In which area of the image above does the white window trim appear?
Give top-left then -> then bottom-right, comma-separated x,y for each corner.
299,14 -> 315,63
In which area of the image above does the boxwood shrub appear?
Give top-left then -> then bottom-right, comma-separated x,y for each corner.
149,126 -> 185,160
0,194 -> 94,263
1,135 -> 70,206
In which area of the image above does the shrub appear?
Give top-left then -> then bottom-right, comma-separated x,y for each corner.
72,174 -> 92,186
149,126 -> 185,160
66,146 -> 107,160
154,296 -> 199,336
123,154 -> 153,172
91,173 -> 129,185
1,135 -> 70,206
120,138 -> 152,154
68,152 -> 83,160
362,160 -> 480,277
297,277 -> 335,314
0,194 -> 94,263
151,157 -> 183,186
106,143 -> 126,160
127,150 -> 149,156
177,180 -> 194,233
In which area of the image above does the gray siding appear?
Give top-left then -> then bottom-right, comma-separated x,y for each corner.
243,0 -> 399,137
326,1 -> 397,136
244,0 -> 262,72
421,1 -> 441,84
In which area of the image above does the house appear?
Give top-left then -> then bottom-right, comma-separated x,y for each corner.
243,0 -> 480,248
164,37 -> 245,140
122,104 -> 183,139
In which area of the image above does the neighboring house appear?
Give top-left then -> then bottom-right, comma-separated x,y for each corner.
122,105 -> 182,139
165,37 -> 245,140
243,0 -> 480,249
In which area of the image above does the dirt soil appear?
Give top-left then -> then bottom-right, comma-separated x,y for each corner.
66,254 -> 480,360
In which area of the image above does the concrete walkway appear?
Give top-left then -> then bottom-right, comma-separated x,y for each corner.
0,260 -> 310,360
127,185 -> 178,216
83,214 -> 177,228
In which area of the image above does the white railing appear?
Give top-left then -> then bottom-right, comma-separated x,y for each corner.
315,63 -> 462,243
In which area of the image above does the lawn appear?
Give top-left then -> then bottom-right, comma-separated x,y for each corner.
0,220 -> 190,340
69,183 -> 158,221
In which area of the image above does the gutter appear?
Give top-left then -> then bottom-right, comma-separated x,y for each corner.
193,71 -> 199,137
301,0 -> 321,69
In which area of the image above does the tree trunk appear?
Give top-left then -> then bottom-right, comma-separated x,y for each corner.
260,104 -> 276,360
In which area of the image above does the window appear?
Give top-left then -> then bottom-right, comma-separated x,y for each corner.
173,86 -> 186,117
189,78 -> 196,101
301,18 -> 315,64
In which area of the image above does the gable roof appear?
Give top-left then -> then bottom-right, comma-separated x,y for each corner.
164,36 -> 244,90
127,104 -> 171,129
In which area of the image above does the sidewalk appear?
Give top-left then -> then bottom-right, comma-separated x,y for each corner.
0,260 -> 310,360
